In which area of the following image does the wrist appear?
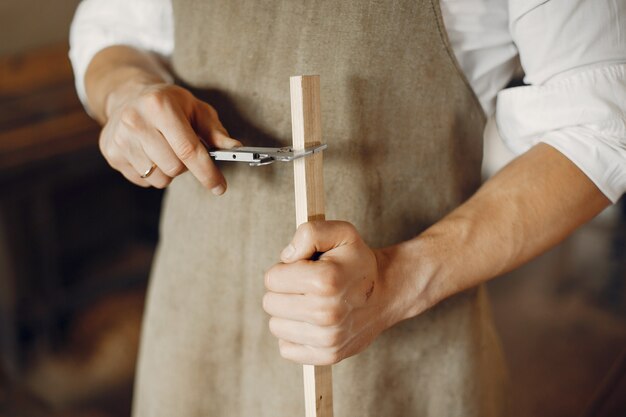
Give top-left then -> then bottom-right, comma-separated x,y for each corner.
85,46 -> 174,123
374,238 -> 440,326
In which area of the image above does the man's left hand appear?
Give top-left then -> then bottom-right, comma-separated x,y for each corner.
263,221 -> 395,365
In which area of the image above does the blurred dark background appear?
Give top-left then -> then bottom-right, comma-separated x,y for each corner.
1,1 -> 162,416
0,1 -> 624,417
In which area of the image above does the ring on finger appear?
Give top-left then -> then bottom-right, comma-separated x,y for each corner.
140,163 -> 158,178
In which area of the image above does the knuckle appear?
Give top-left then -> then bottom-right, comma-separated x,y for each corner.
174,140 -> 198,161
174,85 -> 193,99
329,351 -> 343,365
329,328 -> 345,347
99,139 -> 114,161
104,156 -> 119,170
314,266 -> 341,296
319,351 -> 341,366
103,145 -> 123,168
112,133 -> 129,150
142,91 -> 169,112
268,318 -> 281,337
262,293 -> 271,313
119,107 -> 142,129
316,306 -> 344,326
298,222 -> 316,242
327,351 -> 342,365
124,173 -> 149,188
320,328 -> 344,348
98,133 -> 108,154
153,177 -> 172,189
318,278 -> 340,297
205,104 -> 218,119
162,161 -> 185,177
264,270 -> 273,290
340,221 -> 358,238
100,130 -> 120,157
202,169 -> 223,188
278,344 -> 290,359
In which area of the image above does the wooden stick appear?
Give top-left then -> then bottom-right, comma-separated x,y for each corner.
290,75 -> 334,417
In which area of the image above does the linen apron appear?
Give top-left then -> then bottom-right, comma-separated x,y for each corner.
133,0 -> 508,415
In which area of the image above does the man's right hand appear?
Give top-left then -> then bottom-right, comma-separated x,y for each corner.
101,82 -> 241,194
85,46 -> 241,194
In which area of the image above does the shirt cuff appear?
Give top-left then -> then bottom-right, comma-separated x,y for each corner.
495,63 -> 626,203
68,0 -> 174,114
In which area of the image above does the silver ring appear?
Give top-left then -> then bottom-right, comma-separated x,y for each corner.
140,163 -> 157,178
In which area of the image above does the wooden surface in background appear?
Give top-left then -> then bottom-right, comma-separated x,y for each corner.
0,44 -> 160,380
0,44 -> 100,178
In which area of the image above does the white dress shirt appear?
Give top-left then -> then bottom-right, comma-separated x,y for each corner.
69,0 -> 626,202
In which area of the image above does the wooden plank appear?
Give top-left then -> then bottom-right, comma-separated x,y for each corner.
0,43 -> 100,175
0,44 -> 73,95
0,110 -> 99,171
290,75 -> 333,417
0,80 -> 82,129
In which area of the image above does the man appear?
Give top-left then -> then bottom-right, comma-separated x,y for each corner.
70,0 -> 625,415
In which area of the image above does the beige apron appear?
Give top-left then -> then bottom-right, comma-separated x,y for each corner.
132,0 -> 508,415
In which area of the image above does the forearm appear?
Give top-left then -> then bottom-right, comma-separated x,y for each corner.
84,45 -> 171,123
380,143 -> 611,322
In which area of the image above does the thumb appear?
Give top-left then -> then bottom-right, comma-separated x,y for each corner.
195,102 -> 243,149
280,221 -> 358,263
212,128 -> 243,150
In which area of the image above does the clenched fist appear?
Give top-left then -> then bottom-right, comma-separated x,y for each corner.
263,221 -> 402,365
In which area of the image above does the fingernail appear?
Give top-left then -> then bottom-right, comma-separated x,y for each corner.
211,183 -> 225,196
281,244 -> 295,260
227,139 -> 243,149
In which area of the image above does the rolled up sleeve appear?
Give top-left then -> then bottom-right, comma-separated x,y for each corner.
69,0 -> 174,109
495,0 -> 626,202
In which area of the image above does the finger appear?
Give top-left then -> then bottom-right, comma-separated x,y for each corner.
265,260 -> 343,296
124,135 -> 173,189
278,339 -> 342,366
281,221 -> 360,263
269,317 -> 345,349
263,293 -> 312,323
140,128 -> 187,178
263,292 -> 347,326
117,161 -> 151,188
195,102 -> 243,150
143,167 -> 172,189
156,104 -> 226,194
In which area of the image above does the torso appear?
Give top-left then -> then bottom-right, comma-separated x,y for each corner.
132,1 -> 507,415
